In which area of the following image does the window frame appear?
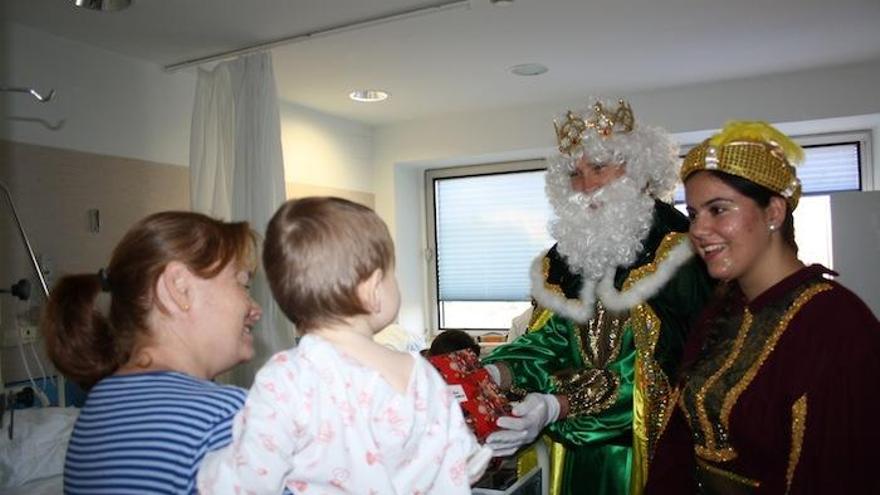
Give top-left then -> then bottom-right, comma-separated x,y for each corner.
797,130 -> 873,191
424,159 -> 545,335
424,130 -> 873,334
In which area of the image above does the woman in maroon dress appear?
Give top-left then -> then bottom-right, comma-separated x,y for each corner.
645,122 -> 880,494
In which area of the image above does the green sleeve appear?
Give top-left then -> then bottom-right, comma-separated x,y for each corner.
485,313 -> 637,447
483,314 -> 581,393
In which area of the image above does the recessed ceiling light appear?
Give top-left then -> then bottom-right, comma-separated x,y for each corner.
509,63 -> 548,76
349,90 -> 389,102
73,0 -> 132,11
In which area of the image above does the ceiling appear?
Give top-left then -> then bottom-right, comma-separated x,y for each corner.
5,0 -> 880,125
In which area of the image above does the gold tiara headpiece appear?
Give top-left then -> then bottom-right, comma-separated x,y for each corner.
553,99 -> 635,156
681,121 -> 805,208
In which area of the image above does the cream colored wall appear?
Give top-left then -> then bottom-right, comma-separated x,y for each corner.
0,140 -> 189,384
279,101 -> 375,196
285,182 -> 374,208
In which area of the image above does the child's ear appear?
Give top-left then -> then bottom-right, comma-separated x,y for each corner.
357,269 -> 383,314
156,261 -> 193,314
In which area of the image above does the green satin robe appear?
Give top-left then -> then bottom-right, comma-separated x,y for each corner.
484,201 -> 713,495
486,312 -> 637,495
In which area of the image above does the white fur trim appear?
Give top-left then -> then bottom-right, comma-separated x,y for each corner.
529,250 -> 597,323
597,237 -> 695,311
530,237 -> 695,323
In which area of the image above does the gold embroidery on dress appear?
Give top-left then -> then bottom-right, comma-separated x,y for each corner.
785,394 -> 808,493
678,392 -> 695,432
684,282 -> 830,465
696,458 -> 761,488
694,310 -> 752,462
720,285 -> 830,430
656,386 -> 681,452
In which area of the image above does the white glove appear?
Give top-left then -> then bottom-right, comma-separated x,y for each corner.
485,364 -> 502,386
485,393 -> 561,457
467,445 -> 494,484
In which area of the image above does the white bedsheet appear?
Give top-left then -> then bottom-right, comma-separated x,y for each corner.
0,406 -> 78,492
3,474 -> 63,495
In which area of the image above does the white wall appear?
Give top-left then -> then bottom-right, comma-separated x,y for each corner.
2,23 -> 195,166
375,58 -> 880,337
830,191 -> 880,317
3,23 -> 378,189
279,101 -> 374,193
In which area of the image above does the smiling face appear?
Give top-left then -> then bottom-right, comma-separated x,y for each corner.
192,262 -> 262,377
685,171 -> 777,284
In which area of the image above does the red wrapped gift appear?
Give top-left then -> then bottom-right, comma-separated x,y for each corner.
427,348 -> 511,442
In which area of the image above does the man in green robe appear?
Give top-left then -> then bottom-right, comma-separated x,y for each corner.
483,99 -> 712,495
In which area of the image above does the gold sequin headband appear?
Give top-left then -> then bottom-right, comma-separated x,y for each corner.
680,121 -> 804,208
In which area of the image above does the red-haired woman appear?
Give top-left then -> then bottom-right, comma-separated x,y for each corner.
42,211 -> 262,494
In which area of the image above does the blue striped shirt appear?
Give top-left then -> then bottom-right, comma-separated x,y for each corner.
64,371 -> 246,495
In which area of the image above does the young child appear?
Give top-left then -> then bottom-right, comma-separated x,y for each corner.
199,197 -> 491,494
428,329 -> 482,358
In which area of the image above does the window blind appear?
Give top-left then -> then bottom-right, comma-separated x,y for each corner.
435,171 -> 553,301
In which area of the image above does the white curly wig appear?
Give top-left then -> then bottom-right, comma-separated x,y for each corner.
550,98 -> 680,199
544,98 -> 680,279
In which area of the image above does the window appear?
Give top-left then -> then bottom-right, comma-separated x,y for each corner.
426,131 -> 870,333
426,161 -> 553,331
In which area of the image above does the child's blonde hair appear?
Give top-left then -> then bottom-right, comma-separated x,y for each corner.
263,196 -> 395,332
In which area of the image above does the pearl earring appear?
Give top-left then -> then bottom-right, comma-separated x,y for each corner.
769,224 -> 777,232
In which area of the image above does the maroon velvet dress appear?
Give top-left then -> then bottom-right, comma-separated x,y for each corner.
646,265 -> 880,494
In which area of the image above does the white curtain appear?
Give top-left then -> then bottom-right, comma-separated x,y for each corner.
190,52 -> 294,387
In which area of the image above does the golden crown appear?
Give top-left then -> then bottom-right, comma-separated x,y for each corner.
681,121 -> 805,208
553,99 -> 635,156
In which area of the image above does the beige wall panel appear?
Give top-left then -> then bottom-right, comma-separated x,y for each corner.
0,139 -> 188,384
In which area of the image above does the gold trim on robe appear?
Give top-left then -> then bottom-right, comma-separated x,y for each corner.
785,394 -> 808,493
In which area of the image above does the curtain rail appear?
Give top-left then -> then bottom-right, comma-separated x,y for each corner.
164,0 -> 470,72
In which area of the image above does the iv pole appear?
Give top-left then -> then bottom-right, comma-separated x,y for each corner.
0,181 -> 50,299
1,84 -> 64,406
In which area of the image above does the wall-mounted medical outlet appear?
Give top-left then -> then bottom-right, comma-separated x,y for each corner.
2,324 -> 38,347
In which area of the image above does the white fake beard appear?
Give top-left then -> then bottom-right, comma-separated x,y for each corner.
548,176 -> 655,281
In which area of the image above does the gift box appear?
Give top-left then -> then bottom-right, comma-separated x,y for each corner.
427,348 -> 511,442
